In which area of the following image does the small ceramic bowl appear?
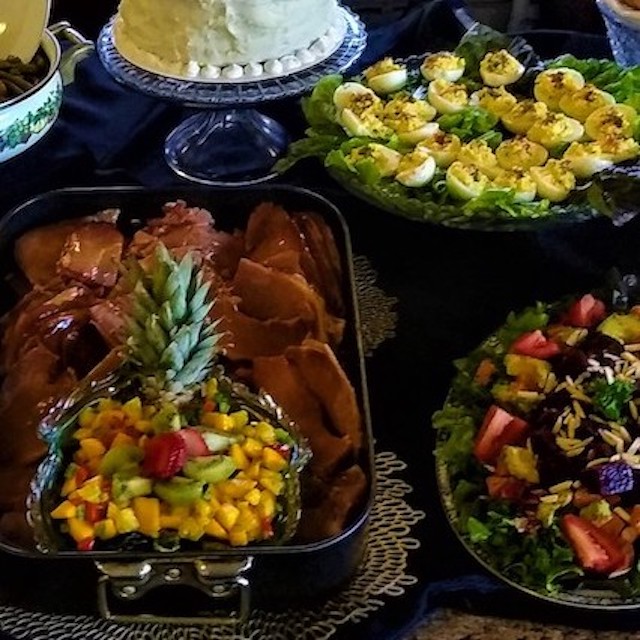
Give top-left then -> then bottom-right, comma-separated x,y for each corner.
0,29 -> 63,163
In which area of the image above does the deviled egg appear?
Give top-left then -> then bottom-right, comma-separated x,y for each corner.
346,143 -> 403,177
530,159 -> 577,202
502,100 -> 549,135
333,82 -> 391,138
558,84 -> 616,122
527,113 -> 584,149
533,68 -> 586,111
363,57 -> 408,95
458,139 -> 500,178
427,79 -> 468,114
562,141 -> 614,178
383,94 -> 438,144
479,49 -> 525,87
584,104 -> 638,141
495,136 -> 548,170
598,135 -> 640,163
492,168 -> 537,202
469,86 -> 518,118
395,149 -> 437,187
416,130 -> 462,167
446,161 -> 491,200
420,52 -> 465,82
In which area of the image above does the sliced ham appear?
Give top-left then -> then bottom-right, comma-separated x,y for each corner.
296,465 -> 368,542
232,258 -> 344,345
251,355 -> 353,477
245,202 -> 305,273
212,294 -> 309,361
89,294 -> 133,348
285,339 -> 362,450
293,211 -> 344,316
57,222 -> 124,288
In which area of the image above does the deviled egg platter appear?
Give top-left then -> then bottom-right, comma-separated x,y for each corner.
282,38 -> 640,227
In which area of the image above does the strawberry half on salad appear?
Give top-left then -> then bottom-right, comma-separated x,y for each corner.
435,292 -> 640,595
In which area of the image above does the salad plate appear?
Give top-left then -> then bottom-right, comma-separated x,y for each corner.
434,275 -> 640,607
279,26 -> 640,231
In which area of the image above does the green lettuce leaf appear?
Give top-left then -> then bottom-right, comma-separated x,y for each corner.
495,302 -> 550,350
462,189 -> 550,219
301,74 -> 345,135
438,107 -> 499,141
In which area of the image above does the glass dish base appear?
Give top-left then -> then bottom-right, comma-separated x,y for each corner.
97,8 -> 367,186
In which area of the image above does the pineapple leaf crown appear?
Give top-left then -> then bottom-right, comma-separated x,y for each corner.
122,243 -> 222,399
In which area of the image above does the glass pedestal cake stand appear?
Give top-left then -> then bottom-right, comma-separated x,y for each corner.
96,9 -> 367,186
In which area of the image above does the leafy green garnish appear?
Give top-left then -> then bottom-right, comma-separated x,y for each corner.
591,378 -> 635,421
300,74 -> 345,135
438,107 -> 498,141
467,516 -> 491,543
462,189 -> 550,219
433,405 -> 479,477
495,302 -> 550,350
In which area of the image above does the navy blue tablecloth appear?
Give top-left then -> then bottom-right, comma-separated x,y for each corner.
4,5 -> 640,639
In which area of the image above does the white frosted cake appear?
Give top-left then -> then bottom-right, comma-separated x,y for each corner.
114,0 -> 345,81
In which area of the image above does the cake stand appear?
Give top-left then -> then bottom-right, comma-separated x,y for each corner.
96,8 -> 367,186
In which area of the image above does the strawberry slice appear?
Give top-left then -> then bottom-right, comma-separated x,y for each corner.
565,294 -> 606,328
561,514 -> 633,575
473,405 -> 529,465
177,428 -> 210,457
142,432 -> 187,478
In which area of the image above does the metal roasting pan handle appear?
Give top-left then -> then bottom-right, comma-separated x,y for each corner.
49,20 -> 95,85
95,557 -> 254,624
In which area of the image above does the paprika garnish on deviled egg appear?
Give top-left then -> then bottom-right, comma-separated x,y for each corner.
395,149 -> 437,187
420,51 -> 465,82
558,84 -> 616,122
333,82 -> 391,139
479,49 -> 525,87
427,79 -> 469,115
530,159 -> 577,202
527,113 -> 584,150
495,136 -> 548,170
470,86 -> 518,118
417,130 -> 462,168
502,100 -> 549,135
446,161 -> 491,200
534,68 -> 586,111
492,168 -> 537,202
383,94 -> 438,144
584,104 -> 638,141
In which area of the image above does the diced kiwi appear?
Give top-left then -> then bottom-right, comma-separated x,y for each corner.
154,477 -> 204,506
99,445 -> 143,476
112,474 -> 153,503
200,430 -> 239,453
183,456 -> 236,485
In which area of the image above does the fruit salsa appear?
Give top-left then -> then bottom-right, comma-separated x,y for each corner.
50,378 -> 295,551
435,292 -> 640,594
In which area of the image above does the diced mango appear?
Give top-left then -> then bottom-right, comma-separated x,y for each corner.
76,477 -> 104,503
73,427 -> 93,441
78,407 -> 97,429
205,378 -> 219,399
98,398 -> 119,412
94,518 -> 117,540
258,470 -> 284,496
500,446 -> 539,484
208,496 -> 221,512
51,501 -> 77,519
242,437 -> 264,459
194,500 -> 212,524
132,497 -> 160,538
230,410 -> 249,429
255,422 -> 276,445
122,397 -> 143,422
107,502 -> 119,520
230,443 -> 249,470
219,478 -> 256,500
114,507 -> 140,534
237,504 -> 261,536
245,488 -> 261,506
179,517 -> 204,541
257,490 -> 276,519
202,413 -> 235,431
229,527 -> 249,547
134,419 -> 153,434
215,504 -> 240,531
159,515 -> 182,530
245,462 -> 261,480
61,477 -> 77,497
68,517 -> 94,543
262,447 -> 287,472
110,432 -> 136,449
204,519 -> 228,540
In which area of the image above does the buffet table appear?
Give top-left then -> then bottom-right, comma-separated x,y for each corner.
3,5 -> 640,640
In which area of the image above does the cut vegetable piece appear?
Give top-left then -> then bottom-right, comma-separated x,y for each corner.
473,405 -> 529,464
510,330 -> 560,359
564,294 -> 606,328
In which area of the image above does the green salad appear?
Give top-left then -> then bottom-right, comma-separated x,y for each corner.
434,288 -> 640,598
279,30 -> 640,227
